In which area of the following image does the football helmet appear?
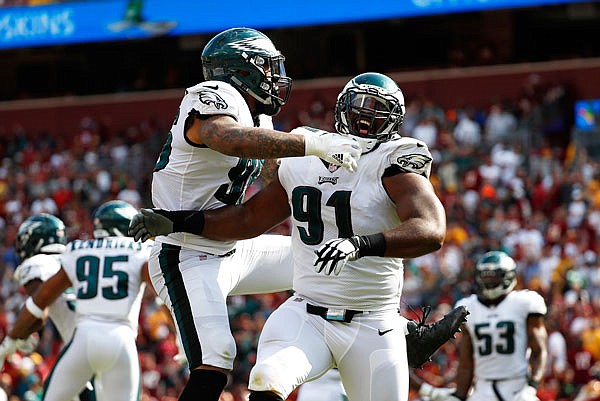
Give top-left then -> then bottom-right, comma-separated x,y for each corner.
335,72 -> 405,153
201,27 -> 292,116
16,214 -> 67,260
475,251 -> 517,301
93,200 -> 138,238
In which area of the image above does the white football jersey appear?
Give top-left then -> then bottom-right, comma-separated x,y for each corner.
455,290 -> 547,380
60,237 -> 151,332
14,254 -> 76,341
152,80 -> 263,255
279,128 -> 433,311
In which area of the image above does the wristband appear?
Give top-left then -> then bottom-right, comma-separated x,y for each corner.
154,210 -> 205,235
355,233 -> 386,257
527,378 -> 540,389
25,297 -> 44,319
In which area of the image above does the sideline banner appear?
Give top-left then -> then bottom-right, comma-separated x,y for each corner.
0,0 -> 591,49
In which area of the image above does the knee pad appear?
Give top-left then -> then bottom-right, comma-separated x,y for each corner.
248,346 -> 311,398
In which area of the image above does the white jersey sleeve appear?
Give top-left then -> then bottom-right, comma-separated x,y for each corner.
14,254 -> 62,286
185,81 -> 245,120
385,137 -> 433,179
524,289 -> 547,315
14,254 -> 76,341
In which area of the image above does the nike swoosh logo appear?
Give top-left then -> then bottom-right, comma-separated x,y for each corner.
378,329 -> 394,336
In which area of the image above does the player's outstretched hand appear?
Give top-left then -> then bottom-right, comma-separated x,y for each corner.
15,334 -> 39,355
128,209 -> 174,242
304,131 -> 361,172
0,337 -> 17,368
314,237 -> 361,275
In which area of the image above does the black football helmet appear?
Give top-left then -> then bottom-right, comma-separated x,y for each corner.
475,251 -> 517,301
201,27 -> 292,116
335,72 -> 405,153
93,200 -> 138,238
16,214 -> 67,260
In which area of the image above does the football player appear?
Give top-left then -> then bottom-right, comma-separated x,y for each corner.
146,26 -> 362,401
8,214 -> 95,401
0,201 -> 151,401
427,251 -> 548,401
131,72 -> 457,401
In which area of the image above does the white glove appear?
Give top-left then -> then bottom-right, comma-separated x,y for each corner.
511,386 -> 539,401
0,337 -> 17,367
304,131 -> 361,172
314,237 -> 361,275
419,383 -> 457,401
15,334 -> 39,355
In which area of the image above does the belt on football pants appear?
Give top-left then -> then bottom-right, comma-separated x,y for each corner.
203,248 -> 236,258
306,303 -> 363,323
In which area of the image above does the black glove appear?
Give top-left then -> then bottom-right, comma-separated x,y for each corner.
128,209 -> 174,242
313,233 -> 386,275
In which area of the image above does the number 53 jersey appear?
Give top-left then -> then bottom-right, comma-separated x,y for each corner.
60,237 -> 151,331
455,290 -> 547,380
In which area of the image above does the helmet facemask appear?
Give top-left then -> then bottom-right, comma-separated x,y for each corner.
230,52 -> 292,116
475,251 -> 517,301
335,78 -> 404,153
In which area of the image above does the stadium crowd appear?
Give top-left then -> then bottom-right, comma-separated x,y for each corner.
0,72 -> 599,401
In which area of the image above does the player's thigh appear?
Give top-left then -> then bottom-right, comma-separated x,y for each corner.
43,330 -> 94,401
149,245 -> 235,370
227,235 -> 293,295
94,336 -> 140,401
249,297 -> 333,399
335,311 -> 408,401
296,369 -> 346,401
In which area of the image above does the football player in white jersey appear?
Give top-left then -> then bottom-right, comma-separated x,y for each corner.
0,200 -> 151,401
9,214 -> 96,401
147,26 -> 361,401
132,72 -> 449,401
427,251 -> 548,401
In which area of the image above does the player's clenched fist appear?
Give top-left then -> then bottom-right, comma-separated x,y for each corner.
295,127 -> 362,172
314,233 -> 387,276
129,209 -> 174,242
314,237 -> 361,276
0,337 -> 17,368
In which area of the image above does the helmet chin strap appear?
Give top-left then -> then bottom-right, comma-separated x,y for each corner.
353,137 -> 378,154
482,279 -> 517,300
230,77 -> 279,116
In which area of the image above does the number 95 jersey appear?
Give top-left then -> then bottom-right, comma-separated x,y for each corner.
455,290 -> 547,380
60,236 -> 151,331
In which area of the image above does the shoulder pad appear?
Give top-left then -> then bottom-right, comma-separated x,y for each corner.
385,138 -> 433,178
